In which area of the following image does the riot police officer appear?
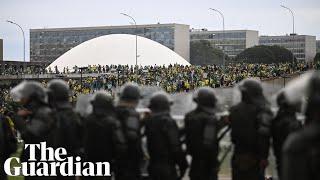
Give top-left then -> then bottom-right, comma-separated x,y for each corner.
47,79 -> 83,158
114,83 -> 142,180
0,112 -> 17,180
47,79 -> 83,180
282,71 -> 320,180
10,81 -> 55,180
184,87 -> 227,180
271,91 -> 302,179
145,92 -> 188,180
229,79 -> 272,180
84,91 -> 126,180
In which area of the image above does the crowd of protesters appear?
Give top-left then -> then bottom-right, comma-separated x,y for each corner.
1,61 -> 318,77
1,70 -> 320,180
0,62 -> 316,106
0,62 -> 315,115
0,62 -> 317,93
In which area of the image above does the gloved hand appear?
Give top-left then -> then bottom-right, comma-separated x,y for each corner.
17,109 -> 32,117
222,115 -> 230,125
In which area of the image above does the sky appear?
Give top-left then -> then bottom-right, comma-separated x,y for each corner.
0,0 -> 319,61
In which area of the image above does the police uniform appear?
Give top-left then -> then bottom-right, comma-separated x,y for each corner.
47,79 -> 83,158
271,92 -> 302,178
84,91 -> 126,180
282,72 -> 320,180
145,92 -> 188,180
184,87 -> 226,180
47,79 -> 84,180
114,83 -> 142,180
11,81 -> 56,180
230,79 -> 272,180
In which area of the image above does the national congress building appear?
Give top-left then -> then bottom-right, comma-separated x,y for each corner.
190,29 -> 259,58
259,34 -> 317,62
30,23 -> 190,64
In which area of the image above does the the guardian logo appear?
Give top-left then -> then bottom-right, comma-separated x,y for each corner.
4,142 -> 111,177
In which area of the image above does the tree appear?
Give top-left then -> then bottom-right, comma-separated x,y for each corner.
314,52 -> 320,63
190,40 -> 228,65
235,45 -> 296,64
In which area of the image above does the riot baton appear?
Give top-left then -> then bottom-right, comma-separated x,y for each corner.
217,144 -> 233,171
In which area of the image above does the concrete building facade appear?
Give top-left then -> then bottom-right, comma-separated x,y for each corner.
259,35 -> 317,62
30,23 -> 190,64
190,29 -> 259,58
317,40 -> 320,53
0,39 -> 3,61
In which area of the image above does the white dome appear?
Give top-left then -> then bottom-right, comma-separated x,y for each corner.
48,34 -> 190,71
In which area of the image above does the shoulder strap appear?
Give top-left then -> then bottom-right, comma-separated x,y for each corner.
162,116 -> 181,152
123,111 -> 140,141
203,114 -> 218,148
256,107 -> 273,136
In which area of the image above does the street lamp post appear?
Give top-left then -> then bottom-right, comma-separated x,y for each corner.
6,20 -> 25,62
281,5 -> 296,65
121,13 -> 138,82
120,13 -> 138,66
209,8 -> 225,69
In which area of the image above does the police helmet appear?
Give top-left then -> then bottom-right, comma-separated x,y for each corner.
149,91 -> 172,112
47,79 -> 70,102
119,83 -> 141,102
193,87 -> 217,108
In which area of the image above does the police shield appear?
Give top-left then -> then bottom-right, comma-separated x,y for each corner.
75,94 -> 93,117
